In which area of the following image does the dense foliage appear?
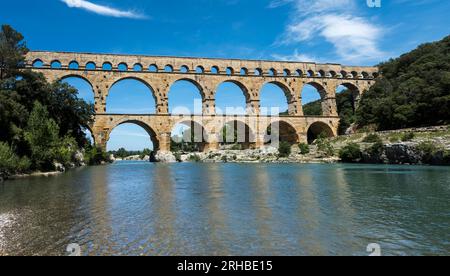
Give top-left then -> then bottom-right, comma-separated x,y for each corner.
303,89 -> 356,135
278,141 -> 291,158
298,143 -> 310,155
302,100 -> 322,116
0,25 -> 98,177
110,148 -> 152,159
356,35 -> 450,130
339,143 -> 362,163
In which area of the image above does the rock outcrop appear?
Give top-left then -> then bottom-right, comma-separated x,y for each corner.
155,152 -> 177,163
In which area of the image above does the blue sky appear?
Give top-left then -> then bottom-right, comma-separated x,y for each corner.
2,0 -> 449,150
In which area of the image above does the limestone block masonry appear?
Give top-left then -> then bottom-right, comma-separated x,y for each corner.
25,51 -> 378,153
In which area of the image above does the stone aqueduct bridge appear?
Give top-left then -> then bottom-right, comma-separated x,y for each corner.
25,51 -> 378,153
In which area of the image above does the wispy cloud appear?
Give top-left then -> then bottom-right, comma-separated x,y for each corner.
272,49 -> 318,62
272,0 -> 386,64
61,0 -> 147,19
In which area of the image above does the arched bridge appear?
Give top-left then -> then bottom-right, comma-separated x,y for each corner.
25,51 -> 378,153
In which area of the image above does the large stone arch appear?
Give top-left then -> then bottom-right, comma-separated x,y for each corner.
168,78 -> 205,115
58,74 -> 95,90
57,73 -> 100,111
337,81 -> 362,111
108,76 -> 157,101
300,81 -> 339,116
265,119 -> 299,145
218,118 -> 256,149
169,77 -> 205,99
106,119 -> 160,151
214,79 -> 255,115
306,121 -> 335,144
215,79 -> 251,102
261,81 -> 296,115
83,123 -> 96,145
106,76 -> 158,114
170,118 -> 209,152
302,81 -> 327,98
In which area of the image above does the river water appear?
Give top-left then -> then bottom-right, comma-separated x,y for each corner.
0,162 -> 449,256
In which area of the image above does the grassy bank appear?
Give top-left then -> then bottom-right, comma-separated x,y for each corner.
332,126 -> 450,165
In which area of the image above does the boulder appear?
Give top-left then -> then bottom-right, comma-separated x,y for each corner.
53,162 -> 66,172
385,143 -> 422,164
155,152 -> 177,163
74,150 -> 85,166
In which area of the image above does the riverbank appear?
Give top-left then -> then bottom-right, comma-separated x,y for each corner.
333,125 -> 450,165
1,152 -> 112,183
154,125 -> 450,165
3,126 -> 449,183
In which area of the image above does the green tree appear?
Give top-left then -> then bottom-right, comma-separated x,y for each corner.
0,25 -> 97,173
24,102 -> 60,170
336,89 -> 357,135
115,148 -> 127,158
303,101 -> 322,116
0,25 -> 28,80
339,143 -> 362,163
54,136 -> 78,168
85,146 -> 109,165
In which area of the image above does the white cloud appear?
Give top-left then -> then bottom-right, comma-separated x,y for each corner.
272,49 -> 318,62
274,0 -> 386,64
61,0 -> 146,19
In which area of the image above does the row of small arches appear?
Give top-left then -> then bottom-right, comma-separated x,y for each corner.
31,59 -> 379,79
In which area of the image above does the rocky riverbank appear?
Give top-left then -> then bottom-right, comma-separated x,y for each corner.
111,155 -> 152,162
2,150 -> 110,182
152,126 -> 450,165
155,146 -> 339,164
332,125 -> 450,165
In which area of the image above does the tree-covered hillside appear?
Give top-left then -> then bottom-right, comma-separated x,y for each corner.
356,35 -> 450,130
304,35 -> 450,133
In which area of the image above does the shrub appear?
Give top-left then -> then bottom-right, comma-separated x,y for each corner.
339,143 -> 362,163
173,152 -> 182,162
389,135 -> 401,143
401,132 -> 415,142
84,146 -> 109,165
0,142 -> 30,177
298,143 -> 310,155
139,148 -> 152,159
367,141 -> 384,156
231,144 -> 242,150
278,142 -> 291,158
417,141 -> 439,164
188,154 -> 201,162
315,138 -> 335,157
221,155 -> 228,162
362,133 -> 382,143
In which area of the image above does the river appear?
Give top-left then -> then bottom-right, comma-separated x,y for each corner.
0,162 -> 449,256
